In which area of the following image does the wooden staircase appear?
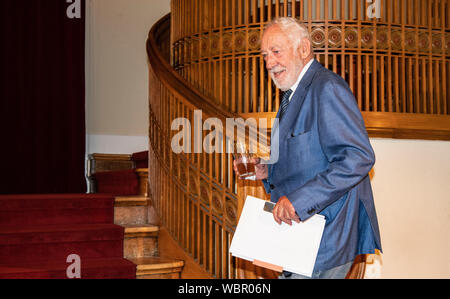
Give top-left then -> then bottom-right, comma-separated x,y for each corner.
114,194 -> 184,279
87,153 -> 211,279
87,153 -> 186,279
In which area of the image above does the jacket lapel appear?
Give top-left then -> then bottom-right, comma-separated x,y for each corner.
268,60 -> 321,174
277,59 -> 321,141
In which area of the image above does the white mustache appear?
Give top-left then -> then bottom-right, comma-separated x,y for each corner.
269,66 -> 286,74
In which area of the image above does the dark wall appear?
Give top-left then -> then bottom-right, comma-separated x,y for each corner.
0,0 -> 86,194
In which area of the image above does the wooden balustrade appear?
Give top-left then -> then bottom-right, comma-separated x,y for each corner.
149,14 -> 264,278
171,0 -> 450,140
148,0 -> 450,279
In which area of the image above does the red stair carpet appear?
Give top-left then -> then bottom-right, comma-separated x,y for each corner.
132,151 -> 149,169
93,169 -> 139,196
0,194 -> 136,279
92,151 -> 148,196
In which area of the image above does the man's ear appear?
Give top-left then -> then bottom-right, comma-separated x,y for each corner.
299,38 -> 312,59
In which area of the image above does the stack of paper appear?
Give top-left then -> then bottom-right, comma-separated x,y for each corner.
229,196 -> 326,277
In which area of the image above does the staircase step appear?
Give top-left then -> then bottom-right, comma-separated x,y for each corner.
0,194 -> 114,210
127,257 -> 184,279
0,258 -> 136,279
115,196 -> 149,207
114,196 -> 151,226
94,169 -> 139,196
0,224 -> 125,264
123,225 -> 159,259
0,194 -> 114,226
124,224 -> 159,236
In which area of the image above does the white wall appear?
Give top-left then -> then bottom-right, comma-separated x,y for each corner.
370,138 -> 450,278
85,0 -> 450,278
85,0 -> 170,154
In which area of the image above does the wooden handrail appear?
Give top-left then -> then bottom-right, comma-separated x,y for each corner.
148,14 -> 271,154
147,14 -> 235,123
148,14 -> 269,279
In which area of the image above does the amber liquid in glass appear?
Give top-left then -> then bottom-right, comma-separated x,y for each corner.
236,159 -> 256,179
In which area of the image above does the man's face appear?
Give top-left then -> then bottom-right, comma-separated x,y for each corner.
261,25 -> 304,91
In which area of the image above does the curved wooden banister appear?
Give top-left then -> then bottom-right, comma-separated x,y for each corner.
147,14 -> 236,123
148,13 -> 274,279
147,14 -> 273,159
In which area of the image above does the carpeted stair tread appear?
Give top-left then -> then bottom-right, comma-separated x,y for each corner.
0,193 -> 135,279
132,151 -> 148,168
0,232 -> 125,264
0,194 -> 115,227
0,223 -> 125,245
0,257 -> 136,279
0,208 -> 114,227
0,194 -> 114,210
93,169 -> 139,196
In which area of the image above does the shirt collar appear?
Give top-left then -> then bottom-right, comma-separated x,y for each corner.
288,58 -> 314,101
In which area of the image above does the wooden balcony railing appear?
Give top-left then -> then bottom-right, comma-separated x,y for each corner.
171,0 -> 450,140
148,0 -> 450,280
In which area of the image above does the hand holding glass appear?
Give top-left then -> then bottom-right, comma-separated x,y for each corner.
233,141 -> 257,179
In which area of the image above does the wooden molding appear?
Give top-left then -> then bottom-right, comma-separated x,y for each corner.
239,112 -> 450,141
88,153 -> 132,161
363,112 -> 450,141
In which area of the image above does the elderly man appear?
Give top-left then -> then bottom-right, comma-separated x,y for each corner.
234,17 -> 382,279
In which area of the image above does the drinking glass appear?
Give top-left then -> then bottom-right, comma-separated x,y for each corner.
233,140 -> 256,179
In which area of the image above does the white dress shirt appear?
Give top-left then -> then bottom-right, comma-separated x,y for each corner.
288,59 -> 314,102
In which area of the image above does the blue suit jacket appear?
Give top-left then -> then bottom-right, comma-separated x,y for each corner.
263,59 -> 382,271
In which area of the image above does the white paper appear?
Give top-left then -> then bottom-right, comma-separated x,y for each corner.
229,195 -> 326,277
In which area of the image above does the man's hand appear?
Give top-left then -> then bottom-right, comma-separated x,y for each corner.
273,196 -> 301,226
232,157 -> 268,180
253,158 -> 268,180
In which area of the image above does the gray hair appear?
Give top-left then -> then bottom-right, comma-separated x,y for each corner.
264,17 -> 313,51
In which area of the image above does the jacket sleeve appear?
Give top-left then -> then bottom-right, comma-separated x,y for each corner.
262,179 -> 272,194
287,74 -> 375,222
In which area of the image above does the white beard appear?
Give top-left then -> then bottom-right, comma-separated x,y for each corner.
269,63 -> 302,91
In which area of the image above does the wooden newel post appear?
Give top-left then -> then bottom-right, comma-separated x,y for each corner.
136,168 -> 149,197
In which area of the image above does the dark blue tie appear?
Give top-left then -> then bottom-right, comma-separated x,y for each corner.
279,89 -> 293,120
